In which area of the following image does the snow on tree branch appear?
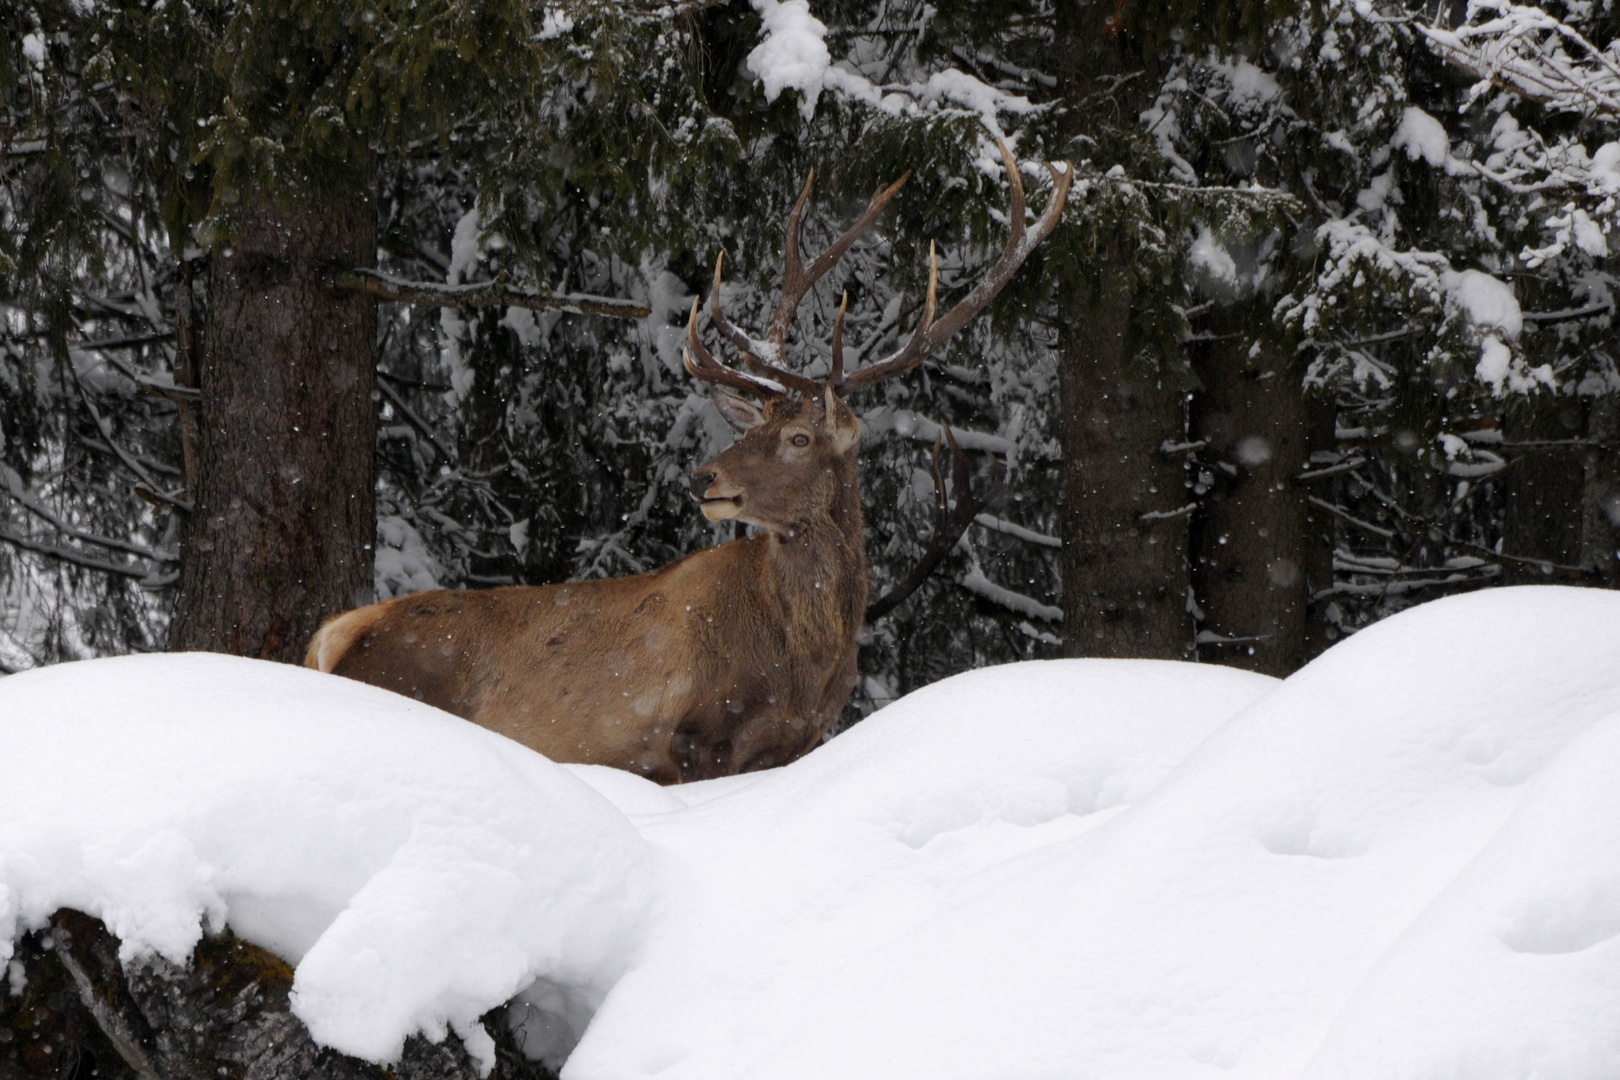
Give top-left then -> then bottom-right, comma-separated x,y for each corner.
1416,0 -> 1620,120
743,0 -> 1041,132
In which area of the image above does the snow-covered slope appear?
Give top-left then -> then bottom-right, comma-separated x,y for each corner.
3,586 -> 1619,1079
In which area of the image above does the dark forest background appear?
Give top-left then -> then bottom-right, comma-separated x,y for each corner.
3,0 -> 1617,716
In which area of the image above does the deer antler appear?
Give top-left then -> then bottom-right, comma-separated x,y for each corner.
838,139 -> 1073,395
704,254 -> 821,397
683,298 -> 789,401
696,172 -> 911,398
687,141 -> 1069,404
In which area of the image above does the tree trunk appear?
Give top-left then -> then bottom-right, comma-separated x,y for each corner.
170,186 -> 378,663
1500,398 -> 1587,578
1582,393 -> 1620,587
1059,280 -> 1194,659
1052,11 -> 1192,660
1189,316 -> 1334,676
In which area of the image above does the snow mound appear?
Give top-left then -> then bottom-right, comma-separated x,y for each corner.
562,660 -> 1277,1079
563,586 -> 1620,1080
3,587 -> 1619,1080
0,654 -> 653,1072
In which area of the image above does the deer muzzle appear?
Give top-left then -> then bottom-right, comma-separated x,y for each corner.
690,469 -> 742,521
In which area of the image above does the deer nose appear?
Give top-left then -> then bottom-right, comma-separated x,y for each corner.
689,471 -> 716,499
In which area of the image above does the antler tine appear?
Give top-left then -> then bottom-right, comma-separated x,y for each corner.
704,255 -> 825,397
996,136 -> 1028,254
683,297 -> 787,401
840,148 -> 1073,395
707,251 -> 772,358
763,171 -> 912,352
778,170 -> 816,320
829,291 -> 849,387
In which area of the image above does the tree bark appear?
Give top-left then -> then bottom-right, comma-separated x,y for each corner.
1052,11 -> 1193,660
1582,393 -> 1620,587
1189,318 -> 1334,676
1500,399 -> 1587,578
170,186 -> 378,663
1059,281 -> 1194,658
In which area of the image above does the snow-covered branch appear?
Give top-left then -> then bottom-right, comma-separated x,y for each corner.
0,526 -> 153,580
1417,1 -> 1620,119
958,567 -> 1062,621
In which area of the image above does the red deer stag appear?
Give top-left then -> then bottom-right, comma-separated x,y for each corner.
307,143 -> 1071,782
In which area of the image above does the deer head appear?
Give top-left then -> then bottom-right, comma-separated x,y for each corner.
682,139 -> 1073,515
689,387 -> 861,536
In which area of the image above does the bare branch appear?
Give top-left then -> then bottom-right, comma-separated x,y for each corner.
867,425 -> 1004,622
331,269 -> 650,320
3,482 -> 170,562
0,526 -> 151,579
377,378 -> 455,464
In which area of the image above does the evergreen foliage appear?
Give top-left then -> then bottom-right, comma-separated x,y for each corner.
2,0 -> 1615,684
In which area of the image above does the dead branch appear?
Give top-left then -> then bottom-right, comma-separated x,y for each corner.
867,425 -> 1004,622
331,269 -> 650,320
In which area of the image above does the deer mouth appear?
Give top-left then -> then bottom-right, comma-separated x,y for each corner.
697,495 -> 742,522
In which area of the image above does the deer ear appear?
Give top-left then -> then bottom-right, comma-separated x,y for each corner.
822,386 -> 860,453
712,387 -> 769,433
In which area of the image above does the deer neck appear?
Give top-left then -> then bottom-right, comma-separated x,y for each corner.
761,467 -> 866,639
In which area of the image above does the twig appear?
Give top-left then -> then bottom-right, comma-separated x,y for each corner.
972,512 -> 1062,549
1139,502 -> 1197,522
377,378 -> 455,464
2,484 -> 170,562
49,929 -> 163,1080
1308,495 -> 1396,539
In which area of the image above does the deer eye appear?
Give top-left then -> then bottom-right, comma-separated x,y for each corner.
789,433 -> 811,447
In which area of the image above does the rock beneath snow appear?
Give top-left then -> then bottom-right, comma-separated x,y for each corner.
0,909 -> 554,1080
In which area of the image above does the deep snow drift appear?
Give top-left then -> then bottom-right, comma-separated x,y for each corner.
3,586 -> 1619,1080
0,655 -> 654,1071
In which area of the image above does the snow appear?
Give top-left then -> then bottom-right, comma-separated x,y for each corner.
20,33 -> 45,71
1188,226 -> 1240,298
5,587 -> 1620,1079
1211,57 -> 1281,110
440,208 -> 482,404
0,655 -> 653,1074
745,0 -> 841,118
1391,106 -> 1450,167
562,659 -> 1273,1079
743,0 -> 1034,130
1441,267 -> 1523,337
1475,333 -> 1515,392
1592,141 -> 1620,188
374,514 -> 443,598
